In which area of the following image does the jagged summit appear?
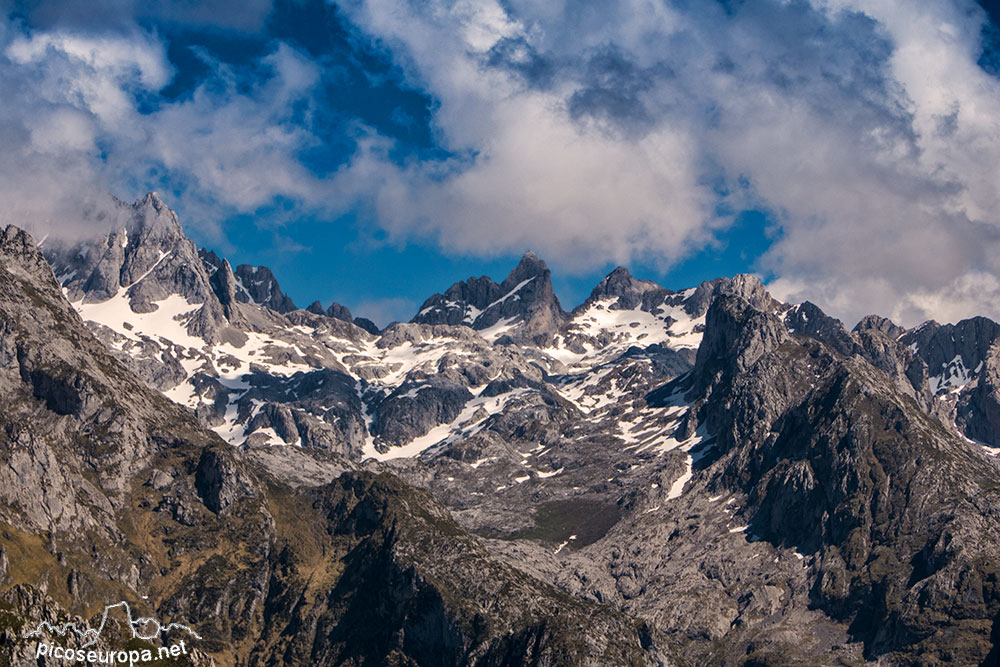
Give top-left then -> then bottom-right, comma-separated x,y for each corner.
233,264 -> 297,313
304,299 -> 380,334
852,313 -> 905,339
45,194 -> 212,311
199,250 -> 297,313
138,190 -> 169,213
324,301 -> 352,321
577,265 -> 671,314
411,251 -> 566,343
500,250 -> 549,289
1,225 -> 57,283
12,200 -> 1000,664
0,222 -> 667,666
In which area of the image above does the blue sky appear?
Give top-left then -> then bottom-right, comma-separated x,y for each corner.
3,0 -> 1000,326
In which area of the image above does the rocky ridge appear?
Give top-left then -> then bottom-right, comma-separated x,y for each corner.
24,193 -> 1000,664
0,223 -> 669,666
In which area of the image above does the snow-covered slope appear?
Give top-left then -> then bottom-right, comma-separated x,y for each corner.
55,193 -> 1000,475
42,196 -> 722,465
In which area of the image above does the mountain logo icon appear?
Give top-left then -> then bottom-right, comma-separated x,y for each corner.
24,600 -> 201,649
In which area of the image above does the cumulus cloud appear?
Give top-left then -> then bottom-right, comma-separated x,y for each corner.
0,17 -> 347,243
328,0 -> 1000,326
0,24 -> 165,238
4,0 -> 1000,327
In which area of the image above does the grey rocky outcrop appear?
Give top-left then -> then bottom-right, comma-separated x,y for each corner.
413,251 -> 568,344
412,275 -> 505,326
195,445 -> 260,513
232,263 -> 297,313
785,300 -> 859,357
575,266 -> 671,313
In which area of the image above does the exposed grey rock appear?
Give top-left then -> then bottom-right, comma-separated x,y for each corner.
28,193 -> 1000,665
352,316 -> 380,335
0,231 -> 672,664
689,277 -> 789,397
682,277 -> 728,318
956,340 -> 1000,447
324,301 -> 352,322
46,193 -> 242,344
412,252 -> 567,344
194,445 -> 260,514
575,266 -> 672,313
475,252 -> 568,343
233,263 -> 297,313
372,380 -> 474,446
146,468 -> 174,490
853,314 -> 905,340
412,275 -> 505,326
785,301 -> 859,357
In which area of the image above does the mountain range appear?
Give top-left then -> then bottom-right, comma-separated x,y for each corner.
0,193 -> 999,664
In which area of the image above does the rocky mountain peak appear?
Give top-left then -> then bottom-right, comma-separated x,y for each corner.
232,264 -> 297,313
690,279 -> 789,396
16,191 -> 1000,665
42,193 -> 212,309
125,191 -> 184,240
784,301 -> 858,357
500,250 -> 549,290
600,265 -> 634,287
716,273 -> 779,312
579,265 -> 670,313
590,266 -> 637,300
303,299 -> 378,333
140,190 -> 167,210
208,257 -> 241,320
853,314 -> 905,340
0,225 -> 55,283
410,253 -> 566,338
324,301 -> 353,322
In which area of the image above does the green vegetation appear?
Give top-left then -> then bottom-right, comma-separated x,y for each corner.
509,498 -> 621,548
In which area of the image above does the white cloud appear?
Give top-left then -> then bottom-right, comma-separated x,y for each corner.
337,0 -> 718,269
334,0 -> 1000,326
5,0 -> 1000,328
0,23 -> 339,243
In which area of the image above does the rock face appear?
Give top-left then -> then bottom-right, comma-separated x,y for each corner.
23,192 -> 1000,665
232,263 -> 297,313
413,251 -> 568,344
324,301 -> 353,322
639,282 -> 1000,664
576,266 -> 671,313
305,299 -> 379,334
48,193 -> 214,310
247,472 -> 667,666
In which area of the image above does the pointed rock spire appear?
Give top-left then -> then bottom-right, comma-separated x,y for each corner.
325,302 -> 353,322
232,264 -> 297,313
208,259 -> 244,323
579,266 -> 669,313
410,251 -> 565,342
500,251 -> 549,291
